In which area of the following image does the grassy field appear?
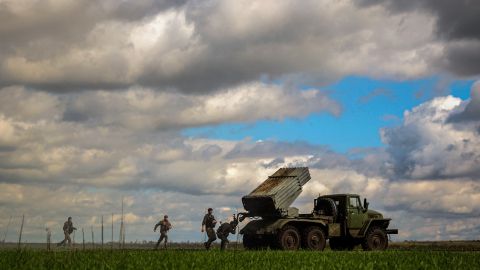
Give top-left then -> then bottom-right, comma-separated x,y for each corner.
3,240 -> 480,251
0,249 -> 479,270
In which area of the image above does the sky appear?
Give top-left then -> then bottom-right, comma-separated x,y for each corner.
0,0 -> 480,244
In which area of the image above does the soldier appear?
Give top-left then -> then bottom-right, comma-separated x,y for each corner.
154,215 -> 172,249
57,217 -> 77,247
201,208 -> 217,250
216,214 -> 238,251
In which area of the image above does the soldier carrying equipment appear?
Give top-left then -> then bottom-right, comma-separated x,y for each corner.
57,217 -> 77,247
201,208 -> 217,250
154,215 -> 172,249
216,214 -> 238,250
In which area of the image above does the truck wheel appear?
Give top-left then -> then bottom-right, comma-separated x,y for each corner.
362,227 -> 388,251
302,226 -> 326,251
277,225 -> 301,250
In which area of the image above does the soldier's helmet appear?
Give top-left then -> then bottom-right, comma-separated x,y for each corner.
68,217 -> 72,220
164,215 -> 168,219
208,208 -> 213,211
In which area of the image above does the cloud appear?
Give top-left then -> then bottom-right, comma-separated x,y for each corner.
358,0 -> 480,41
1,1 -> 480,243
443,40 -> 480,77
380,82 -> 480,180
0,86 -> 64,121
448,81 -> 480,122
224,139 -> 328,159
2,82 -> 480,242
358,88 -> 395,104
357,0 -> 480,76
60,82 -> 340,130
0,83 -> 340,130
0,0 -> 445,92
0,84 -> 340,195
384,180 -> 480,216
0,184 -> 245,242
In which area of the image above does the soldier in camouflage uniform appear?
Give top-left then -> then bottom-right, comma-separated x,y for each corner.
57,217 -> 77,247
154,215 -> 172,249
216,214 -> 238,251
201,208 -> 217,250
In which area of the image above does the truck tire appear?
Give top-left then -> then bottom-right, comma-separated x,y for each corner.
302,226 -> 326,251
362,227 -> 388,251
315,198 -> 338,222
277,225 -> 301,250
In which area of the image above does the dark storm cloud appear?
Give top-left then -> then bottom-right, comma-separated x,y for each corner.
358,0 -> 480,40
357,0 -> 480,76
444,41 -> 480,77
448,82 -> 480,122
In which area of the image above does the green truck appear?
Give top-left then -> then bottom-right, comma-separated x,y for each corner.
238,167 -> 398,251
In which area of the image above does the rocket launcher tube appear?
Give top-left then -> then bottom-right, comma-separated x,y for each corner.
241,167 -> 311,217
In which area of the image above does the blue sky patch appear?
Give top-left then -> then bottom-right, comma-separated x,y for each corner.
183,77 -> 474,152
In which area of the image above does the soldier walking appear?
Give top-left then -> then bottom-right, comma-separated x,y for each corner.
57,217 -> 77,247
201,208 -> 217,250
216,214 -> 238,251
154,215 -> 172,249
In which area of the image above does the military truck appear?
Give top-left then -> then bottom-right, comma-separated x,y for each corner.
238,167 -> 398,251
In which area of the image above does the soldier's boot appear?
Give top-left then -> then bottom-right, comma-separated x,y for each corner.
220,240 -> 225,251
225,239 -> 229,250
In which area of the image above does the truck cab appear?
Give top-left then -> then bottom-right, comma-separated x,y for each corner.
315,193 -> 397,250
317,194 -> 375,233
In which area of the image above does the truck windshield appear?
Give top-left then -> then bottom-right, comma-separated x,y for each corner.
349,197 -> 361,208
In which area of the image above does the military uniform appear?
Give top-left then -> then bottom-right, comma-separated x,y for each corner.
202,213 -> 217,249
57,219 -> 76,247
216,220 -> 237,250
154,218 -> 172,249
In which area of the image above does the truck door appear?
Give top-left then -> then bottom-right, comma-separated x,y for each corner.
347,196 -> 364,229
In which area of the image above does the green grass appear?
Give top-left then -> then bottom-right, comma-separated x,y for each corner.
0,249 -> 479,269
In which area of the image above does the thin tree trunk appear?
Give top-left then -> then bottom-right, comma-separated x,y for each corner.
17,214 -> 24,249
91,226 -> 94,249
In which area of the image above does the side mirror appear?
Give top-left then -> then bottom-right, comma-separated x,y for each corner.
363,198 -> 369,212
